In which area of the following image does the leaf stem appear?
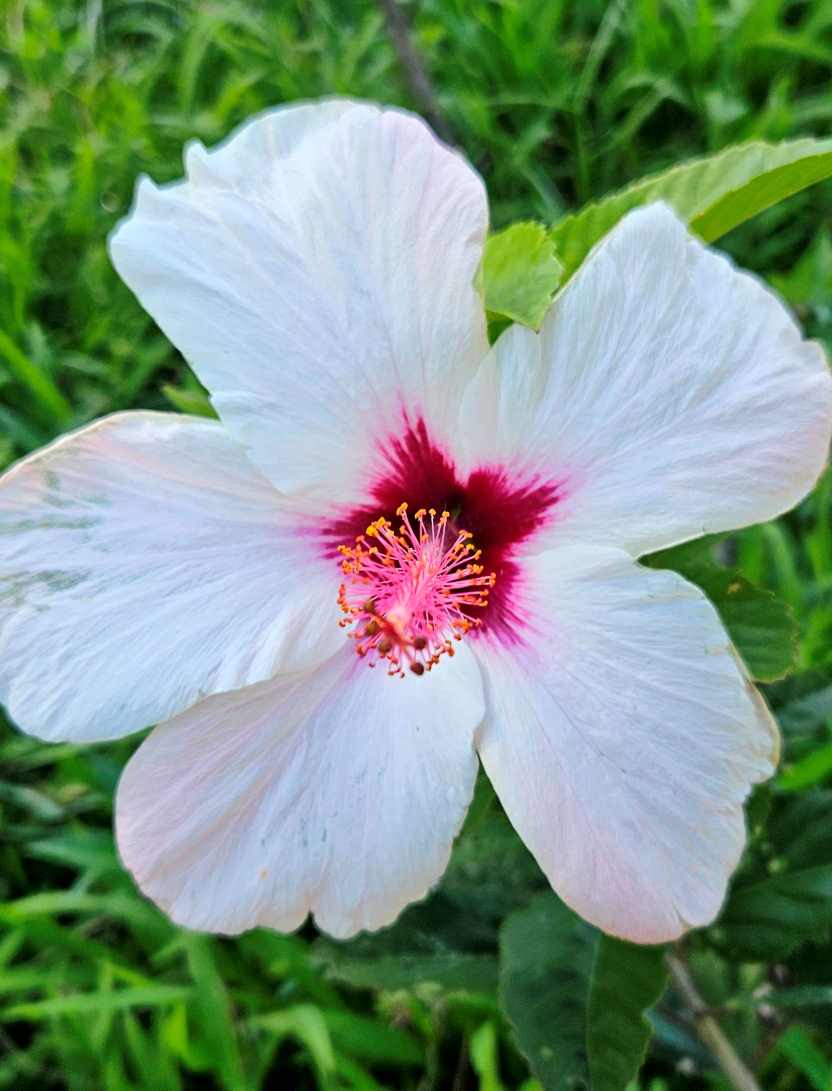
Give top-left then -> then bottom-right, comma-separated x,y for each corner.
667,951 -> 763,1091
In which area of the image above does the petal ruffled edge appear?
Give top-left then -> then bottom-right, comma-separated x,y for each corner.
115,644 -> 485,937
0,411 -> 341,742
473,544 -> 777,943
459,203 -> 832,557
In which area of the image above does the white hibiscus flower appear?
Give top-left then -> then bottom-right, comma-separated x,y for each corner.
1,100 -> 830,943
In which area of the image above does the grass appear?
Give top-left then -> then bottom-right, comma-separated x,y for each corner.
1,0 -> 832,1088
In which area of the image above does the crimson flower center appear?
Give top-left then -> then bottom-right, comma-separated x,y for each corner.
337,503 -> 496,677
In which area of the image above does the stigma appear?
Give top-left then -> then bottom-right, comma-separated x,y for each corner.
337,503 -> 496,677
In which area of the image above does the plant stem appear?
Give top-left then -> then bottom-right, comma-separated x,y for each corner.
377,0 -> 454,144
667,952 -> 763,1091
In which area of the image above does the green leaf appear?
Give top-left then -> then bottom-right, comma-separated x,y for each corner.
162,1003 -> 213,1073
587,937 -> 668,1091
183,936 -> 245,1091
776,683 -> 832,734
123,1012 -> 183,1091
0,328 -> 73,424
470,1021 -> 505,1091
776,1026 -> 832,1091
481,222 -> 563,329
161,382 -> 218,419
777,742 -> 832,791
248,1005 -> 336,1085
719,864 -> 832,959
763,986 -> 832,1008
1,985 -> 193,1021
646,541 -> 797,682
320,951 -> 498,993
551,137 -> 832,280
695,569 -> 797,682
500,893 -> 596,1091
25,830 -> 119,874
500,897 -> 666,1091
770,227 -> 832,307
321,1010 -> 422,1067
768,790 -> 832,869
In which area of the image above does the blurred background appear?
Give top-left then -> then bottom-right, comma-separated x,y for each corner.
1,1 -> 832,1088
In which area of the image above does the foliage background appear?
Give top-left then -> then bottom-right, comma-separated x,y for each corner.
1,0 -> 832,1088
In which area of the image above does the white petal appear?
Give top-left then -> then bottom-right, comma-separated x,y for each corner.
460,203 -> 832,556
474,545 -> 777,943
109,100 -> 489,505
115,644 -> 484,937
0,412 -> 341,743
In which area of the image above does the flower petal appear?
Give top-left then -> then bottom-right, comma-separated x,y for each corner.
460,203 -> 832,556
0,412 -> 340,742
109,100 -> 489,505
115,644 -> 484,937
474,545 -> 778,943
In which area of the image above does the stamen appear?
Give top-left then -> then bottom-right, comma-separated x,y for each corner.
337,502 -> 496,678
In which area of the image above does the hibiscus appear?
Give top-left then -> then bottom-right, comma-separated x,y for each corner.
1,100 -> 830,944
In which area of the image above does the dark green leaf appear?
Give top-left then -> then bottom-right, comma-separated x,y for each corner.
719,865 -> 832,958
763,986 -> 832,1008
768,790 -> 832,869
499,893 -> 596,1091
587,938 -> 668,1091
646,545 -> 798,682
698,570 -> 797,682
322,1010 -> 422,1066
320,951 -> 498,993
776,684 -> 832,734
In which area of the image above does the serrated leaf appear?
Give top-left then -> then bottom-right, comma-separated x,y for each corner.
719,864 -> 832,959
587,938 -> 668,1091
646,544 -> 798,682
500,893 -> 595,1091
481,222 -> 563,329
551,138 -> 832,280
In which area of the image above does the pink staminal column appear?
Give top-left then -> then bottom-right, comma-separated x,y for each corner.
337,503 -> 496,677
